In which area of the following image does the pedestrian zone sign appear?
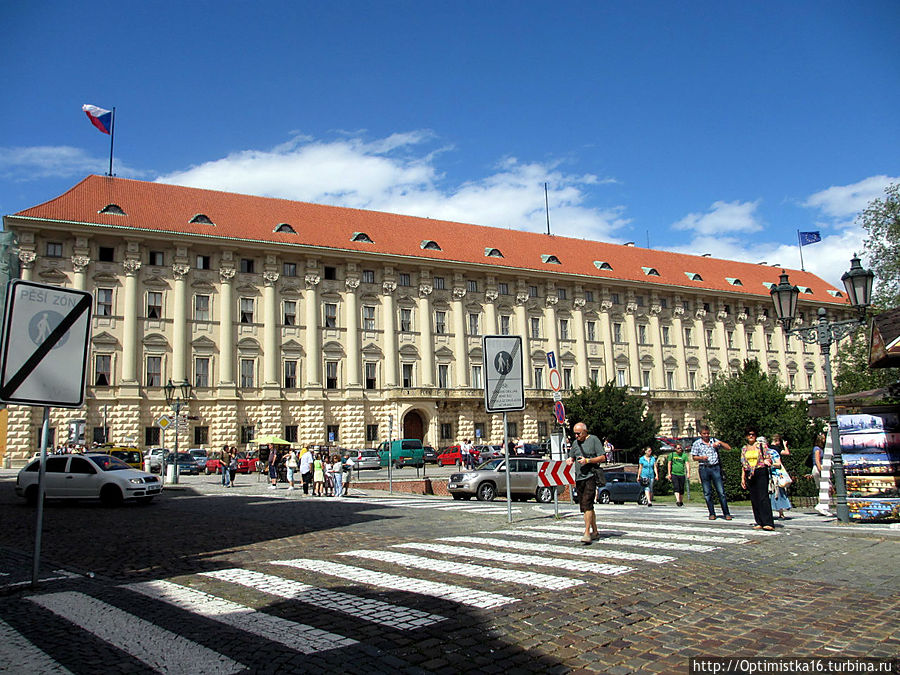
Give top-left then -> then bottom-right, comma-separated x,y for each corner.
0,280 -> 92,408
483,335 -> 525,413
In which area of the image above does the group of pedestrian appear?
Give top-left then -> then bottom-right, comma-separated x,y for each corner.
568,420 -> 805,543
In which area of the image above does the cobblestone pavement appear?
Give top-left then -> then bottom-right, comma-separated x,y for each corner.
0,471 -> 897,674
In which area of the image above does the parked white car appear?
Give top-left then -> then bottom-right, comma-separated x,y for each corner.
16,453 -> 162,506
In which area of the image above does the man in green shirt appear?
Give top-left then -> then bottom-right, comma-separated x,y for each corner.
667,443 -> 691,507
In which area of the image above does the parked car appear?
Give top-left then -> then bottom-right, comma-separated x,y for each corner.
188,448 -> 208,471
15,453 -> 162,506
596,471 -> 647,505
518,443 -> 546,456
447,457 -> 555,503
422,446 -> 438,464
107,447 -> 143,470
437,446 -> 481,466
169,452 -> 200,475
204,451 -> 257,475
474,444 -> 504,461
145,447 -> 169,473
353,449 -> 381,471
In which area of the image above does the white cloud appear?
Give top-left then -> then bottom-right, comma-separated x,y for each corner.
671,200 -> 764,236
155,132 -> 629,241
803,175 -> 899,220
0,145 -> 146,180
666,177 -> 895,288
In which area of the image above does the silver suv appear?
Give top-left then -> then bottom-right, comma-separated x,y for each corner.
448,458 -> 555,503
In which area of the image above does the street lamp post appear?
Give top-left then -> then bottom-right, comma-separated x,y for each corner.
163,379 -> 193,485
769,255 -> 874,524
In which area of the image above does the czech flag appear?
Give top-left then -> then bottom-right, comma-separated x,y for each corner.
82,104 -> 113,135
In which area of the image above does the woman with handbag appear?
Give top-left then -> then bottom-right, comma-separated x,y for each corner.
767,442 -> 792,520
638,447 -> 659,507
740,427 -> 775,530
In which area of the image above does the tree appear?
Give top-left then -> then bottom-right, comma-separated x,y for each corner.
563,381 -> 659,462
697,359 -> 820,449
833,182 -> 900,393
859,182 -> 900,308
834,324 -> 900,395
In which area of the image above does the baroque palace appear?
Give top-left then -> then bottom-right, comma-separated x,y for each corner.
0,175 -> 851,465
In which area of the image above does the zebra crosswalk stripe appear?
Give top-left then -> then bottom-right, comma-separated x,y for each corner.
28,591 -> 244,674
392,542 -> 633,576
0,617 -> 75,675
437,535 -> 675,564
486,528 -> 718,552
529,524 -> 749,544
201,568 -> 446,629
125,580 -> 356,654
339,549 -> 581,590
606,520 -> 779,536
271,559 -> 517,609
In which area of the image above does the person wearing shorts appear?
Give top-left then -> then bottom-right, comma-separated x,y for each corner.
566,422 -> 607,545
667,443 -> 691,506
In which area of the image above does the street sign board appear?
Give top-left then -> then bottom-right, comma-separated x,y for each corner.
0,280 -> 92,407
483,335 -> 525,413
538,460 -> 576,487
547,351 -> 562,392
157,415 -> 173,430
553,400 -> 566,425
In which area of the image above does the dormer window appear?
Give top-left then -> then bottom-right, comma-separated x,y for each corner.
99,203 -> 126,215
798,286 -> 812,294
485,248 -> 504,258
642,267 -> 660,276
827,290 -> 844,298
421,240 -> 442,251
190,214 -> 215,225
762,282 -> 775,290
275,223 -> 296,234
593,261 -> 613,271
352,232 -> 374,243
685,272 -> 703,281
726,278 -> 743,286
542,254 -> 561,264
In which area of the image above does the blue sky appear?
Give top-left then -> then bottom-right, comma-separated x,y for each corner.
2,1 -> 898,287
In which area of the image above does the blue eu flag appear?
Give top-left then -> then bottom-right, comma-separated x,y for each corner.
799,231 -> 822,246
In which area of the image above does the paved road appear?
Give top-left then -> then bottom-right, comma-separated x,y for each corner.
0,471 -> 897,673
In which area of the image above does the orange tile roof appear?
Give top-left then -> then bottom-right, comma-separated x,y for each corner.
11,175 -> 846,306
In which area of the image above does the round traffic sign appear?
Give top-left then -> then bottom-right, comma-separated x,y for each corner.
548,368 -> 562,392
553,400 -> 566,425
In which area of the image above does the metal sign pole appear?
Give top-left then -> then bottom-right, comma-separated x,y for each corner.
504,411 -> 511,523
31,406 -> 50,587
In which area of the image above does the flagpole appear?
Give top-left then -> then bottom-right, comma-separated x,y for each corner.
108,107 -> 116,176
797,230 -> 805,271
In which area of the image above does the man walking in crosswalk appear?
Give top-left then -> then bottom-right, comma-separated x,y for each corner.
566,422 -> 608,544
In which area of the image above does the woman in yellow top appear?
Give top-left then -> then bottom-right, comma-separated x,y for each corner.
740,426 -> 775,530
